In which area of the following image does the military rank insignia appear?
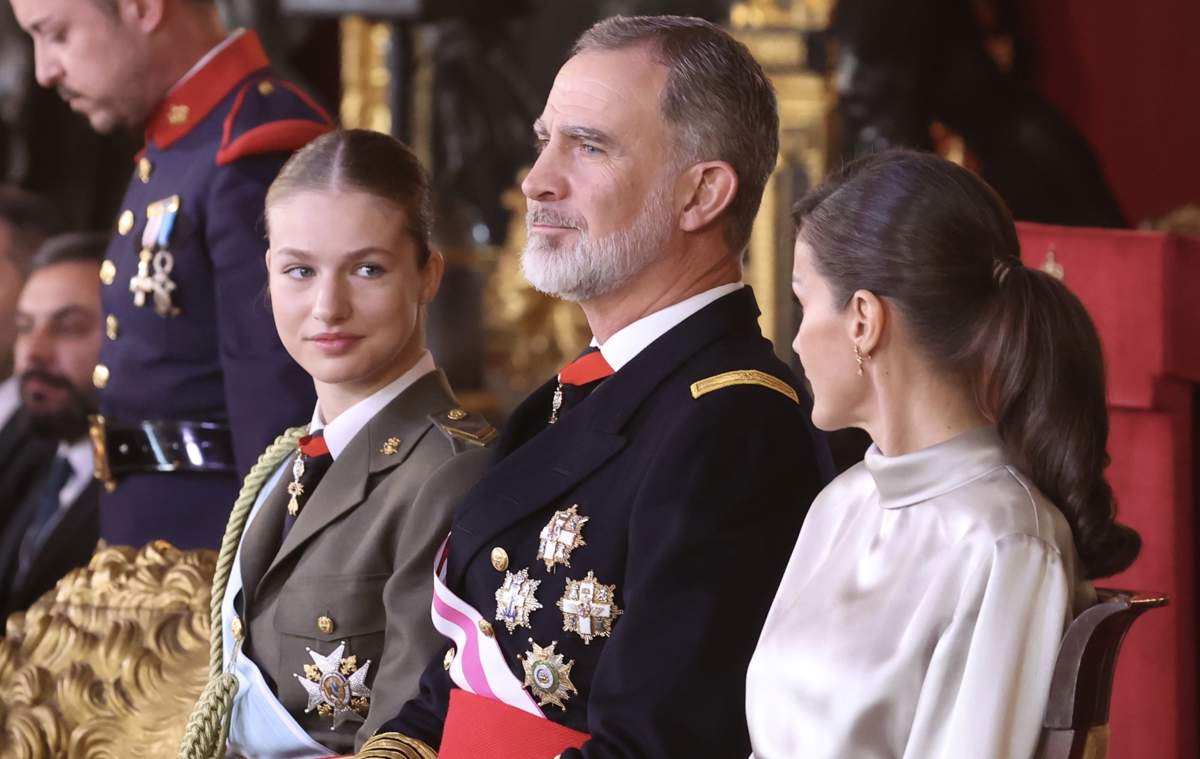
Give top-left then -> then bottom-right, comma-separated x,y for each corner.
129,195 -> 181,317
294,641 -> 372,729
521,640 -> 577,710
538,505 -> 588,572
557,571 -> 623,644
495,568 -> 542,633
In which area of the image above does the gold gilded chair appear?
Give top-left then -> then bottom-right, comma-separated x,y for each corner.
1036,588 -> 1168,759
0,541 -> 214,758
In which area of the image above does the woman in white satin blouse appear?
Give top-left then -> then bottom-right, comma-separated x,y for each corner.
745,150 -> 1141,759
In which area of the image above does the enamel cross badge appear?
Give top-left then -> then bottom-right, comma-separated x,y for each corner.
557,571 -> 623,644
294,642 -> 372,729
521,640 -> 577,710
495,568 -> 542,633
538,505 -> 588,572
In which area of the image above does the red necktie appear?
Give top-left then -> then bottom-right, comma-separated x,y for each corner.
550,347 -> 614,423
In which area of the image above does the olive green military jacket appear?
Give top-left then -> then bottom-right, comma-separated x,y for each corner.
230,370 -> 493,754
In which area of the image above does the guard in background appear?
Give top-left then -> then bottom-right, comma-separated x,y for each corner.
11,0 -> 335,548
360,16 -> 832,759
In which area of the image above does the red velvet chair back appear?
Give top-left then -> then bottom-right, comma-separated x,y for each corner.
1036,589 -> 1169,759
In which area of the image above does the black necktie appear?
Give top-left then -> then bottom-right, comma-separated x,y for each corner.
18,455 -> 72,576
281,429 -> 334,541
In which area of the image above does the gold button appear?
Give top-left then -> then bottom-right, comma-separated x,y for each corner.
443,646 -> 455,670
380,436 -> 401,455
490,547 -> 509,572
231,616 -> 244,641
117,210 -> 134,236
317,615 -> 335,635
92,364 -> 110,389
167,104 -> 190,125
105,315 -> 119,340
100,259 -> 117,285
257,80 -> 275,96
478,620 -> 494,637
447,408 -> 467,421
137,157 -> 153,183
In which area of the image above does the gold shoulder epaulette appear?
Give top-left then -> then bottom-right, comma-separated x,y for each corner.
690,370 -> 799,404
355,731 -> 438,758
432,407 -> 497,447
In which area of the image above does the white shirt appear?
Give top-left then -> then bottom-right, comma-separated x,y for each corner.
746,426 -> 1095,759
57,437 -> 94,509
168,28 -> 246,94
0,376 -> 20,434
307,351 -> 436,459
593,283 -> 743,371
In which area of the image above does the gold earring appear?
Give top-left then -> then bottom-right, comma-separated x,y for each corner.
854,345 -> 864,376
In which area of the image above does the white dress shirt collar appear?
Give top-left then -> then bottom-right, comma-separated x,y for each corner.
168,28 -> 247,95
308,351 -> 437,459
593,283 -> 744,372
56,437 -> 95,509
0,376 -> 20,433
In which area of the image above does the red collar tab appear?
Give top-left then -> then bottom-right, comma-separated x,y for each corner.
143,30 -> 270,152
558,350 -> 614,387
298,432 -> 330,458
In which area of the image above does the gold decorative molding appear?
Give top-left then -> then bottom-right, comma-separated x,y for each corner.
340,16 -> 393,134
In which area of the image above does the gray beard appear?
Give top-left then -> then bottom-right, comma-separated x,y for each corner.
520,185 -> 673,303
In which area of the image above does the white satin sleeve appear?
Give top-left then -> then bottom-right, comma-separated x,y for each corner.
903,532 -> 1071,759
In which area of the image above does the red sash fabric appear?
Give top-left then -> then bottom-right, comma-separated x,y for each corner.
558,350 -> 614,387
440,689 -> 590,758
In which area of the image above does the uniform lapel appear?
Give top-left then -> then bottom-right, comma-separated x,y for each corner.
449,287 -> 765,584
239,462 -> 292,604
255,371 -> 458,592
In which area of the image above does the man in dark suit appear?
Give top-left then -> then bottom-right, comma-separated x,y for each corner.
0,232 -> 108,620
0,187 -> 63,517
360,16 -> 833,759
10,0 -> 333,549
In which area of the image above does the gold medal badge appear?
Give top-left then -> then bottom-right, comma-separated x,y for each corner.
538,505 -> 588,572
521,640 -> 577,710
557,570 -> 623,645
294,641 -> 372,729
495,568 -> 542,633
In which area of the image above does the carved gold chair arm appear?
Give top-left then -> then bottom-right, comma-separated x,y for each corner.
354,732 -> 438,759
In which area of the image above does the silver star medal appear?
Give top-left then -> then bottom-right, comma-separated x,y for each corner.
294,641 -> 373,729
538,505 -> 588,572
495,568 -> 542,632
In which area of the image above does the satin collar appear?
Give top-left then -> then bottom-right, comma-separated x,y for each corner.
864,426 -> 1009,509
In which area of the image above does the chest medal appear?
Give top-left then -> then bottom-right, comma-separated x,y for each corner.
294,641 -> 373,728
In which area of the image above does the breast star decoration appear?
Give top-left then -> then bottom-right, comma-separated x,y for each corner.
557,570 -> 623,644
495,568 -> 543,633
538,505 -> 588,572
521,640 -> 578,710
294,642 -> 372,729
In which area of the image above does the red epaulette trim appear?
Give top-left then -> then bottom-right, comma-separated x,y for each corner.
215,79 -> 334,167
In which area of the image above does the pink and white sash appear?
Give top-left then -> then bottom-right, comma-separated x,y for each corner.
431,537 -> 545,718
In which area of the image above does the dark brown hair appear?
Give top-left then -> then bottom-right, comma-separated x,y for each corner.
0,186 -> 64,277
794,149 -> 1139,578
573,15 -> 779,256
266,129 -> 433,267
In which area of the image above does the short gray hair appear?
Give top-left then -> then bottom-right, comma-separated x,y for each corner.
573,15 -> 779,255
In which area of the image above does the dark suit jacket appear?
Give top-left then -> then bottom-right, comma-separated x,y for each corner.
0,457 -> 100,621
385,287 -> 834,758
0,408 -> 56,530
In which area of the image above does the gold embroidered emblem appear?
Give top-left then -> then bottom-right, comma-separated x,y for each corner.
495,568 -> 542,633
294,641 -> 372,728
521,640 -> 577,710
557,571 -> 623,645
380,436 -> 401,455
167,104 -> 190,125
538,505 -> 588,572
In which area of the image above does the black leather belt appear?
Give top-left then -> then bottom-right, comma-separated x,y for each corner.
88,415 -> 236,491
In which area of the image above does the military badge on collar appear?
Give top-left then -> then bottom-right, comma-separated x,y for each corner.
521,640 -> 577,710
294,641 -> 372,729
557,571 -> 623,644
538,505 -> 588,572
495,568 -> 542,633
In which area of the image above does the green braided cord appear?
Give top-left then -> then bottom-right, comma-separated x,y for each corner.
178,426 -> 306,759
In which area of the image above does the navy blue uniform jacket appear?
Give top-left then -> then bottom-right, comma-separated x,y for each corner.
384,287 -> 833,757
96,31 -> 332,549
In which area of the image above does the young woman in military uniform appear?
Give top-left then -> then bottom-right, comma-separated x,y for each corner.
180,129 -> 495,759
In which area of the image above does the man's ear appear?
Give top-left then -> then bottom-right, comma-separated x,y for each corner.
116,0 -> 166,34
677,161 -> 738,233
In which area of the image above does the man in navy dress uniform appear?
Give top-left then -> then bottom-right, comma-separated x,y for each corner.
11,0 -> 334,548
359,16 -> 833,759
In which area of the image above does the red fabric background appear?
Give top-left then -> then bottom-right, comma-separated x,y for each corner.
1022,0 -> 1200,223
